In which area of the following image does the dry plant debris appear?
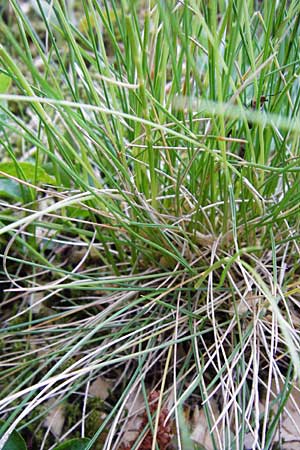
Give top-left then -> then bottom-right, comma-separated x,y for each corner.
120,391 -> 173,450
88,377 -> 111,401
190,399 -> 221,450
43,399 -> 65,438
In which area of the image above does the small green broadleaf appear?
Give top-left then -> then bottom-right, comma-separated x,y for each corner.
0,162 -> 55,185
0,179 -> 22,200
0,72 -> 11,94
0,420 -> 27,450
53,438 -> 91,450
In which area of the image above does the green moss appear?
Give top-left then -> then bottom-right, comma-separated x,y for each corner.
59,357 -> 78,373
17,404 -> 51,449
85,398 -> 108,450
64,400 -> 81,438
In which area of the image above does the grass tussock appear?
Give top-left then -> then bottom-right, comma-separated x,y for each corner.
0,0 -> 300,449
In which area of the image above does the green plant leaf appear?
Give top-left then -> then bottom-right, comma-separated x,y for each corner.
0,162 -> 55,185
0,421 -> 27,450
30,0 -> 59,27
0,178 -> 22,200
0,72 -> 11,94
53,438 -> 91,450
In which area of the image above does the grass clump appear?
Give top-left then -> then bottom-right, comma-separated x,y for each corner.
1,0 -> 300,449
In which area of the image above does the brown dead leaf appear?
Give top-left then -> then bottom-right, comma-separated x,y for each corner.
43,399 -> 65,437
260,379 -> 300,449
118,391 -> 145,447
28,292 -> 44,315
275,383 -> 300,448
194,231 -> 215,247
190,399 -> 221,450
229,293 -> 263,317
288,301 -> 300,327
89,377 -> 111,400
